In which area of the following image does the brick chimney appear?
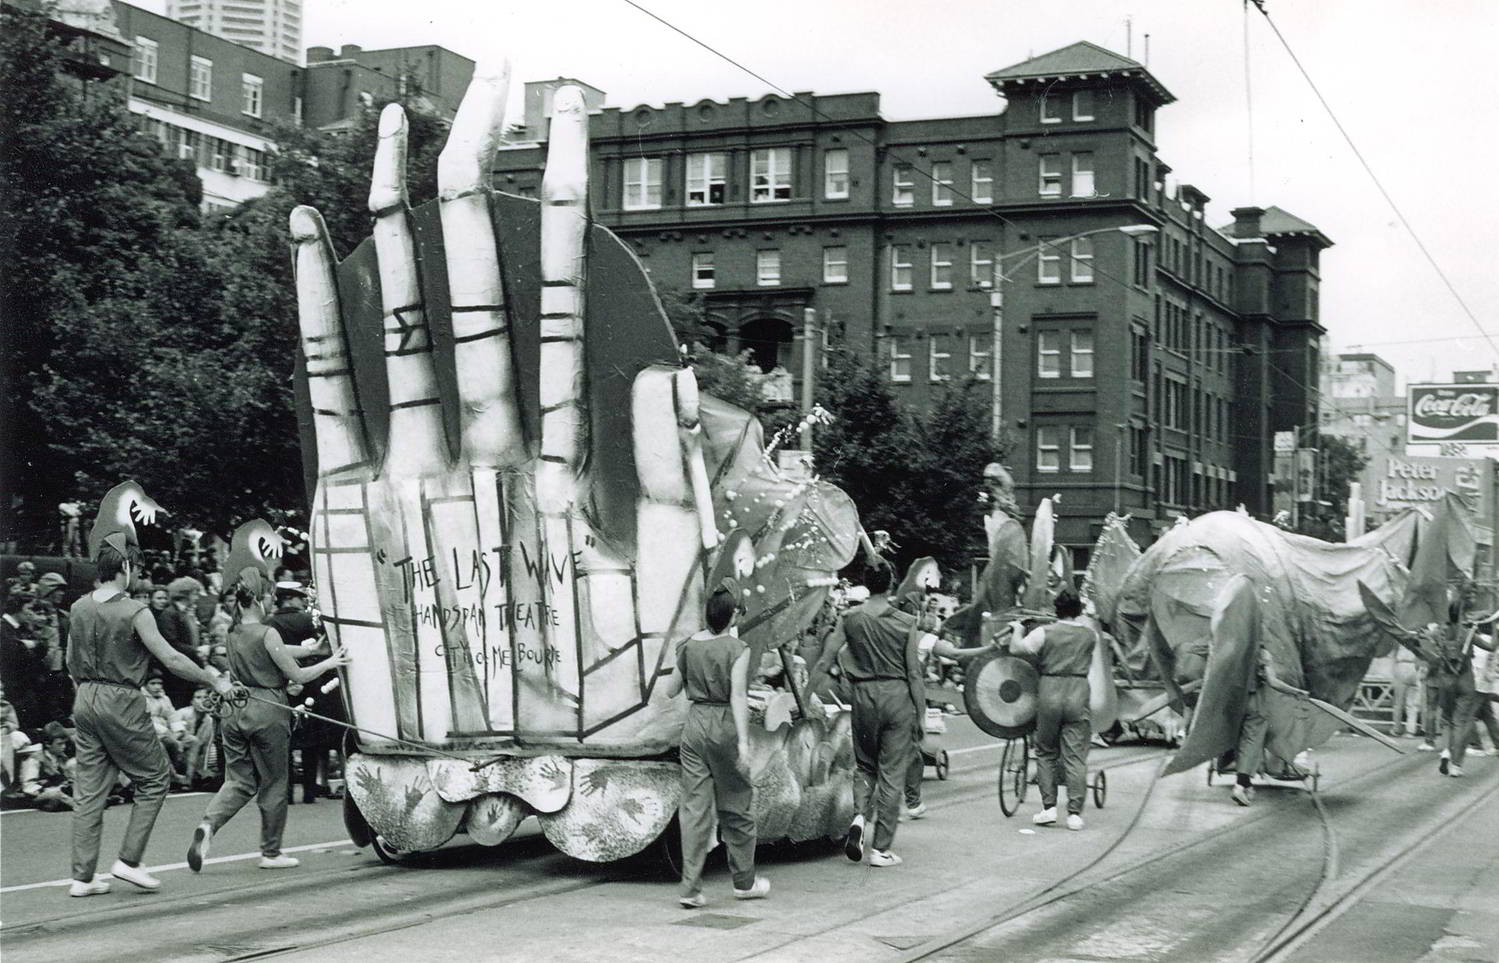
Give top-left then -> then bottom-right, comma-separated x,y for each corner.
1230,206 -> 1264,239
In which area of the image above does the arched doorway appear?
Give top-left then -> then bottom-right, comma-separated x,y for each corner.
737,316 -> 794,374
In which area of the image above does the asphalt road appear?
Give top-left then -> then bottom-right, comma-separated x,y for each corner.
1,721 -> 1494,963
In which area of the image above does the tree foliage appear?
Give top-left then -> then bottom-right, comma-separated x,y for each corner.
1294,433 -> 1368,542
813,349 -> 1006,582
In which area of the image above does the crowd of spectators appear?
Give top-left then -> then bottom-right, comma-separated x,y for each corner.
0,551 -> 345,812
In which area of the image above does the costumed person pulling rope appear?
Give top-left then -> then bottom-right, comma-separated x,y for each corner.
187,521 -> 348,873
66,483 -> 236,898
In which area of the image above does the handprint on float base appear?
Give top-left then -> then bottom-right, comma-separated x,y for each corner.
292,64 -> 718,752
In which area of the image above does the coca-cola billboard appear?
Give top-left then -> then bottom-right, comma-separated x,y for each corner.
1408,383 -> 1499,445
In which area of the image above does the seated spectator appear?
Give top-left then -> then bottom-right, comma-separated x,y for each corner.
172,687 -> 219,787
1,686 -> 24,794
142,675 -> 190,787
5,560 -> 38,601
205,644 -> 231,683
18,721 -> 75,811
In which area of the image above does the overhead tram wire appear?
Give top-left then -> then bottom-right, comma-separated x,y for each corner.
617,0 -> 1152,296
1246,0 -> 1499,363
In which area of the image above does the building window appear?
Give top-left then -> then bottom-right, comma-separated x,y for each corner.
756,249 -> 781,286
889,338 -> 912,383
823,246 -> 848,284
970,241 -> 994,288
929,335 -> 952,382
240,146 -> 267,181
241,73 -> 263,118
958,162 -> 989,209
892,165 -> 915,206
691,252 -> 715,290
1038,154 -> 1062,197
751,148 -> 791,202
930,243 -> 953,290
1040,91 -> 1063,124
189,56 -> 213,102
133,37 -> 158,84
179,128 -> 202,165
1070,330 -> 1094,378
1037,240 -> 1061,284
931,161 -> 954,206
823,148 -> 849,199
623,157 -> 662,210
891,245 -> 912,291
969,334 -> 992,380
686,152 -> 726,206
1069,427 -> 1094,472
1037,427 -> 1062,471
1135,98 -> 1154,132
1038,331 -> 1062,378
1133,238 -> 1152,287
1073,89 -> 1095,122
1070,236 -> 1094,283
1135,158 -> 1151,199
1131,326 -> 1149,382
1070,153 -> 1095,197
208,136 -> 231,173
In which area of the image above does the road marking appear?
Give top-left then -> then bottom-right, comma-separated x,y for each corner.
0,791 -> 212,816
0,838 -> 355,894
947,743 -> 1001,757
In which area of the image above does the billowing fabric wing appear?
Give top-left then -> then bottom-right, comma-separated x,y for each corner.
1163,575 -> 1258,776
945,514 -> 1028,645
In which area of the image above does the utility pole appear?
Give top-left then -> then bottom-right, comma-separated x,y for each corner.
990,289 -> 1004,440
800,307 -> 819,452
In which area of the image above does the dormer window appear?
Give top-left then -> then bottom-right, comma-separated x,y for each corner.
1072,90 -> 1094,122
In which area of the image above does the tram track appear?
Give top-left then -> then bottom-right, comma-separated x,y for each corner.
902,746 -> 1448,961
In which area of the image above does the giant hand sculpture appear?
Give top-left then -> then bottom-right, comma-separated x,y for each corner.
293,66 -> 860,862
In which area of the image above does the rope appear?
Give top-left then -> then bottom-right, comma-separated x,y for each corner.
202,684 -> 505,772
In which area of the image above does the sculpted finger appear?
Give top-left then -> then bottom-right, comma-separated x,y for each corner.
291,205 -> 369,476
537,84 -> 590,515
438,58 -> 524,469
370,103 -> 447,474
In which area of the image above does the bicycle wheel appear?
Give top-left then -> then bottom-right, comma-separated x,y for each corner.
1092,769 -> 1107,809
998,737 -> 1029,817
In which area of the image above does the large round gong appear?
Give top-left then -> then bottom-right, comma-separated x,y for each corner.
965,650 -> 1038,739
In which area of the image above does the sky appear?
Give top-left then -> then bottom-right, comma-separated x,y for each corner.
144,0 -> 1499,389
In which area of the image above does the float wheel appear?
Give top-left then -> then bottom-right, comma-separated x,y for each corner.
935,750 -> 950,781
1092,769 -> 1108,809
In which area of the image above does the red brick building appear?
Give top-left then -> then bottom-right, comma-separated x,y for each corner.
495,42 -> 1329,558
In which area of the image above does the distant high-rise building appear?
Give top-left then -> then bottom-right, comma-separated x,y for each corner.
165,0 -> 301,63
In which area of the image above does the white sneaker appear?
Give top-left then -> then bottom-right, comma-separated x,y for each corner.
1066,814 -> 1084,831
187,822 -> 212,873
109,860 -> 161,891
733,876 -> 770,900
1450,766 -> 1466,778
679,891 -> 706,909
1032,807 -> 1057,826
1417,742 -> 1436,752
868,849 -> 902,867
899,802 -> 928,822
844,815 -> 865,862
1231,784 -> 1253,807
1467,748 -> 1490,757
259,854 -> 300,869
68,877 -> 111,898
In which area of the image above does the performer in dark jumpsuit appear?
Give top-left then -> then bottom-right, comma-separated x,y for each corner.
665,577 -> 767,907
809,561 -> 925,868
187,568 -> 345,873
68,514 -> 232,898
1012,590 -> 1097,831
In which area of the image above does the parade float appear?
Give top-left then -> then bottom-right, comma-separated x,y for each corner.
281,68 -> 861,864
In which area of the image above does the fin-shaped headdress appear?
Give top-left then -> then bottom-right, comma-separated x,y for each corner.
87,481 -> 167,562
223,520 -> 288,598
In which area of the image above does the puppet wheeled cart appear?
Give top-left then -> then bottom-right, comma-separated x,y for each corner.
1205,753 -> 1320,793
